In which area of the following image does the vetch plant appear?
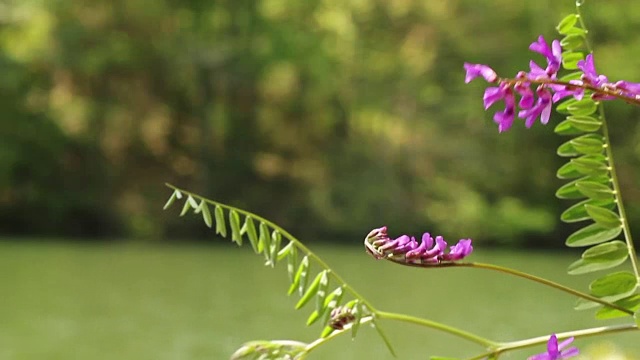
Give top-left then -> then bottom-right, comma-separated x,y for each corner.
163,2 -> 640,359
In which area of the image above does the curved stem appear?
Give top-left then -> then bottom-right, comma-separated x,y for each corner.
166,183 -> 380,312
469,323 -> 638,360
385,259 -> 634,315
375,310 -> 498,348
573,3 -> 640,283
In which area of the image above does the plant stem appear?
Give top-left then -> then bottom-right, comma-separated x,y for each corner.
375,311 -> 497,347
385,259 -> 634,315
574,2 -> 640,284
468,323 -> 638,359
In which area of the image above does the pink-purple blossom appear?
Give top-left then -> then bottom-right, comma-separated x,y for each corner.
528,334 -> 579,360
364,226 -> 473,264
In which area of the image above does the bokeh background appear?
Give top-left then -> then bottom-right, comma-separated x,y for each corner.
2,0 -> 640,359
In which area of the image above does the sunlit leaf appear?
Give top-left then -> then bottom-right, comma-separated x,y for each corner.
180,197 -> 193,216
163,190 -> 180,210
323,287 -> 344,325
566,98 -> 597,116
286,244 -> 298,282
568,241 -> 629,275
575,288 -> 637,310
589,271 -> 638,297
575,181 -> 614,200
556,14 -> 579,34
296,270 -> 325,309
557,161 -> 582,179
555,175 -> 609,199
288,256 -> 308,296
562,51 -> 585,70
559,71 -> 583,81
258,222 -> 270,256
351,301 -> 363,339
200,200 -> 212,228
567,115 -> 602,132
229,210 -> 242,245
556,98 -> 578,114
554,119 -> 585,136
560,34 -> 584,50
268,230 -> 282,267
565,223 -> 621,247
584,205 -> 621,229
557,139 -> 579,157
570,134 -> 604,155
214,205 -> 227,236
316,271 -> 330,314
570,155 -> 608,176
277,241 -> 294,262
241,216 -> 259,253
560,198 -> 615,223
595,294 -> 640,319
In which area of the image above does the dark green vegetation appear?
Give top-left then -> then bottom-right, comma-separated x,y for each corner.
2,241 -> 638,359
3,1 -> 640,246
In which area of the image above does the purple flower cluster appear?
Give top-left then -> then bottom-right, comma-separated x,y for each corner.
364,226 -> 472,264
465,35 -> 640,132
464,36 -> 562,132
528,334 -> 579,360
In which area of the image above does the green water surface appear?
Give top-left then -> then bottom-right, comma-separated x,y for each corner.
2,241 -> 638,359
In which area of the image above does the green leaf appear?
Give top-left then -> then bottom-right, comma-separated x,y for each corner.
571,155 -> 608,176
297,255 -> 311,296
296,270 -> 325,309
277,241 -> 294,262
316,271 -> 330,315
268,230 -> 282,267
589,271 -> 638,297
562,51 -> 585,70
570,134 -> 604,155
555,175 -> 609,199
567,115 -> 602,132
565,223 -> 622,247
288,256 -> 308,296
554,119 -> 585,136
575,289 -> 637,310
557,139 -> 579,157
557,161 -> 582,179
559,71 -> 583,81
241,216 -> 259,253
568,241 -> 629,274
286,244 -> 298,282
214,205 -> 227,237
556,14 -> 579,34
556,98 -> 578,114
560,198 -> 615,223
229,210 -> 242,245
200,201 -> 212,228
595,294 -> 640,319
584,205 -> 622,229
564,27 -> 587,36
351,301 -> 363,339
560,34 -> 584,50
583,240 -> 628,260
163,190 -> 181,210
323,287 -> 344,325
566,97 -> 597,116
180,197 -> 193,216
575,181 -> 614,200
320,326 -> 334,338
306,310 -> 321,326
258,222 -> 270,256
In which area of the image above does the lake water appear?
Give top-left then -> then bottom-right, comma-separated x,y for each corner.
2,241 -> 638,359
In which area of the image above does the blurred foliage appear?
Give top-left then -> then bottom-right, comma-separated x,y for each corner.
2,0 -> 640,245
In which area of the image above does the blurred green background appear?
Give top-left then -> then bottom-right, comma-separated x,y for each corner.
2,0 -> 640,358
2,0 -> 640,245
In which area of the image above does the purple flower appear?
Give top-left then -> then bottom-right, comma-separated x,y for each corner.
441,239 -> 473,261
577,54 -> 609,87
518,86 -> 552,127
364,227 -> 473,264
464,63 -> 498,83
529,36 -> 562,77
528,334 -> 579,360
492,86 -> 516,133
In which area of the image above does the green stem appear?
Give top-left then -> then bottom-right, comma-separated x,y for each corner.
385,259 -> 634,315
304,316 -> 374,354
469,323 -> 638,360
166,183 -> 379,312
574,3 -> 640,284
375,311 -> 497,347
